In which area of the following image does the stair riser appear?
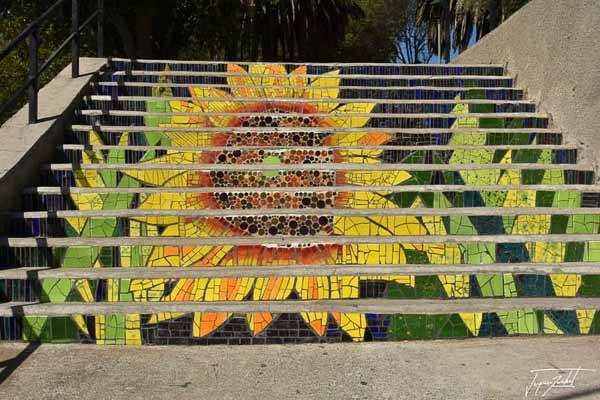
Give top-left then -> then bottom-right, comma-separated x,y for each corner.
22,190 -> 600,212
3,275 -> 600,303
109,61 -> 506,76
93,85 -> 525,100
75,114 -> 548,129
69,131 -> 564,147
80,100 -> 537,114
2,309 -> 599,344
41,169 -> 595,189
7,214 -> 600,237
2,241 -> 600,268
107,75 -> 514,88
60,149 -> 578,165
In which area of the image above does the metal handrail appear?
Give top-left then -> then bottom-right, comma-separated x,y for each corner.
0,0 -> 104,124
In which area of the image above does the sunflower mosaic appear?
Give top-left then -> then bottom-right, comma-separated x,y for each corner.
15,63 -> 600,345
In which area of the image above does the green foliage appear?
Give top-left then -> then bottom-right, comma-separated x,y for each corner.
1,0 -> 432,123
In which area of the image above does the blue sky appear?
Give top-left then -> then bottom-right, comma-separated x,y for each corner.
429,29 -> 478,64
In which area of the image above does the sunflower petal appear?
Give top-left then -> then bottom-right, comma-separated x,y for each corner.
323,103 -> 377,128
250,277 -> 295,334
291,66 -> 308,98
332,312 -> 366,342
344,170 -> 412,187
307,70 -> 340,112
227,64 -> 262,98
248,64 -> 290,98
193,312 -> 232,337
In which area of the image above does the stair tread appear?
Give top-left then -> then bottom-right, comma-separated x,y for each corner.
111,70 -> 513,80
109,58 -> 505,67
61,144 -> 578,151
5,234 -> 600,247
94,81 -> 521,91
2,297 -> 599,317
46,162 -> 594,171
86,95 -> 533,104
11,207 -> 600,219
1,262 -> 600,280
26,184 -> 600,194
80,110 -> 545,119
71,125 -> 561,133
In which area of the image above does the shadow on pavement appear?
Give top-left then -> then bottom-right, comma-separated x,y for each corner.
0,342 -> 40,385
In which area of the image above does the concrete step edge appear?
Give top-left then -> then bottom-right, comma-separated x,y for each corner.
109,58 -> 505,68
46,163 -> 594,172
25,184 -> 600,195
2,298 -> 599,317
10,207 -> 600,219
93,82 -> 522,91
4,234 -> 600,247
86,95 -> 533,105
70,125 -> 561,134
1,263 -> 599,280
60,144 -> 578,152
111,71 -> 513,80
79,110 -> 546,119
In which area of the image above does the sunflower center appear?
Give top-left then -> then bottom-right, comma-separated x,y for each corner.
204,109 -> 341,237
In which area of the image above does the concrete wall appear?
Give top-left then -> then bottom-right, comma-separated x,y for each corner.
454,0 -> 600,169
0,58 -> 106,212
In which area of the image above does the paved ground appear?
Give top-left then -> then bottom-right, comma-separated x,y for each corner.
1,337 -> 600,399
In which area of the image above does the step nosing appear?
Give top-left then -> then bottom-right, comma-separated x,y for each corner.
79,110 -> 546,119
11,207 -> 600,219
109,58 -> 505,67
1,263 -> 599,280
70,125 -> 561,134
94,82 -> 521,91
46,163 -> 593,171
60,144 -> 577,151
85,95 -> 533,105
111,71 -> 513,80
5,234 -> 600,247
2,298 -> 599,317
25,185 -> 600,195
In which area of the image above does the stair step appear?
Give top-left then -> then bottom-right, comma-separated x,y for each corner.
2,262 -> 600,280
4,234 -> 600,247
81,99 -> 536,115
60,147 -> 578,165
92,82 -> 524,99
85,95 -> 533,105
110,70 -> 513,81
2,298 -> 599,317
10,207 -> 600,219
61,144 -> 577,152
109,58 -> 505,70
71,125 -> 561,134
26,184 -> 600,194
47,162 -> 591,172
78,109 -> 545,119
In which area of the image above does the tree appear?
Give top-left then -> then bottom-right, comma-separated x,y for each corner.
104,0 -> 364,61
336,0 -> 432,63
417,0 -> 529,62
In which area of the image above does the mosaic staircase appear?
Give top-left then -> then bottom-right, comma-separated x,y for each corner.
2,60 -> 600,345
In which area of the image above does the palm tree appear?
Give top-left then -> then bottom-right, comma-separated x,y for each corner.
417,0 -> 529,63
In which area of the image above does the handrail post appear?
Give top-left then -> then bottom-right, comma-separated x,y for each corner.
97,0 -> 104,57
28,28 -> 38,124
72,0 -> 80,78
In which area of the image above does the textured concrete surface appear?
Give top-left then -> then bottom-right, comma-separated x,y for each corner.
1,336 -> 600,399
453,0 -> 600,171
4,298 -> 600,317
0,58 -> 106,210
